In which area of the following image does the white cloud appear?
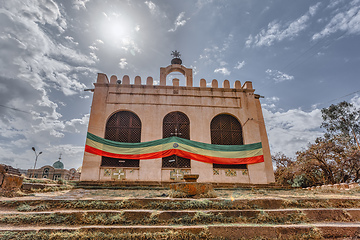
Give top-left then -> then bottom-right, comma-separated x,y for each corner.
119,58 -> 128,69
90,52 -> 99,61
168,12 -> 189,32
261,96 -> 280,110
121,38 -> 141,55
266,69 -> 294,83
72,0 -> 90,10
219,61 -> 227,66
263,108 -> 323,157
234,60 -> 245,69
350,95 -> 360,109
2,0 -> 67,33
328,0 -> 345,9
145,1 -> 156,11
214,67 -> 231,76
0,0 -> 97,170
199,34 -> 233,65
247,3 -> 321,47
309,2 -> 321,16
65,36 -> 79,45
145,1 -> 161,16
312,1 -> 360,40
196,0 -> 214,9
64,114 -> 89,133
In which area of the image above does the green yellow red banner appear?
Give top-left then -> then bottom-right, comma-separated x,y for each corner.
85,132 -> 264,165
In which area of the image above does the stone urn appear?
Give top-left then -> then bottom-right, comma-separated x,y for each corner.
170,174 -> 215,198
183,174 -> 199,182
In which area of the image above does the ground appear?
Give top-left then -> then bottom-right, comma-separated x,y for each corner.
0,186 -> 360,239
1,186 -> 359,201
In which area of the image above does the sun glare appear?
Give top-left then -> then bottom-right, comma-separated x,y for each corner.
108,21 -> 127,39
100,13 -> 135,46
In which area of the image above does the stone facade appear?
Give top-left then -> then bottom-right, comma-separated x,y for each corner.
81,63 -> 275,184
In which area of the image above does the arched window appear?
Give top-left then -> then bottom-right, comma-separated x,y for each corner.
211,114 -> 246,169
101,111 -> 141,167
42,168 -> 49,178
162,111 -> 190,168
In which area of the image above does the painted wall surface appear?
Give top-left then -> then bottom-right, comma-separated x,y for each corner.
81,64 -> 275,184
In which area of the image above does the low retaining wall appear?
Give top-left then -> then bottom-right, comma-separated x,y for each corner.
305,182 -> 359,190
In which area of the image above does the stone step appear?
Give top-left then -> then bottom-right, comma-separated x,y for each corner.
0,223 -> 359,239
0,208 -> 359,226
2,197 -> 360,211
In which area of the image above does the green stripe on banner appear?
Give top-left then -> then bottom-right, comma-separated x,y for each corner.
87,132 -> 262,152
86,138 -> 263,159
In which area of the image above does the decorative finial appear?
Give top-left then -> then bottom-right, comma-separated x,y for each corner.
171,50 -> 182,65
171,50 -> 181,59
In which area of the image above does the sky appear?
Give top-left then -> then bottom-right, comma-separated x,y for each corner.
1,0 -> 360,170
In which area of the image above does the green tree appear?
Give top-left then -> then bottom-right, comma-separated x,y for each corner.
321,101 -> 360,145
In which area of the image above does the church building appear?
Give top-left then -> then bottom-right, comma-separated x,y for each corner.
81,52 -> 275,185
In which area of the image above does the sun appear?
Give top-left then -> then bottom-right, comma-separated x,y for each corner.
100,12 -> 134,46
107,20 -> 128,40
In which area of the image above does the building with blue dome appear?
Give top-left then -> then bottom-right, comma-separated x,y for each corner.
27,154 -> 80,180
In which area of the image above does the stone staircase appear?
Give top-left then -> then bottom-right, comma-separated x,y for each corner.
0,197 -> 359,239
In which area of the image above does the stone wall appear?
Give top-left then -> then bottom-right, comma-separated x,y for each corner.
0,165 -> 24,196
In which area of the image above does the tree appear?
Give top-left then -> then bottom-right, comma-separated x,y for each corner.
272,153 -> 296,186
296,135 -> 360,185
321,101 -> 360,146
273,101 -> 360,187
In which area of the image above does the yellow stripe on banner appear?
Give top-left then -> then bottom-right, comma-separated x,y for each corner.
86,138 -> 174,155
175,142 -> 263,158
86,138 -> 263,159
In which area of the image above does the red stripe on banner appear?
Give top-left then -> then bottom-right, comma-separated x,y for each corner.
171,149 -> 264,165
85,145 -> 264,165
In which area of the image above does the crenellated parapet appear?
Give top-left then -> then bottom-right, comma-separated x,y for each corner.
96,67 -> 253,91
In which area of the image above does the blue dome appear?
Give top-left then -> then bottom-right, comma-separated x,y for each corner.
53,160 -> 64,169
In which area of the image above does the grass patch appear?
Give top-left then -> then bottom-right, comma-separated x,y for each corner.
0,209 -> 313,226
147,199 -> 234,210
59,199 -> 139,210
30,185 -> 73,193
0,227 -> 325,240
170,211 -> 239,225
252,210 -> 309,224
23,178 -> 58,184
0,229 -> 214,240
17,203 -> 49,212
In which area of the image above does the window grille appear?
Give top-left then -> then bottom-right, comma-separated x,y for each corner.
162,111 -> 190,168
211,114 -> 246,169
101,111 -> 141,168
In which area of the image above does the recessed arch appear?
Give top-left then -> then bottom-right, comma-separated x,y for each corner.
211,113 -> 246,169
101,110 -> 141,168
210,113 -> 243,145
160,65 -> 193,86
162,111 -> 190,168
